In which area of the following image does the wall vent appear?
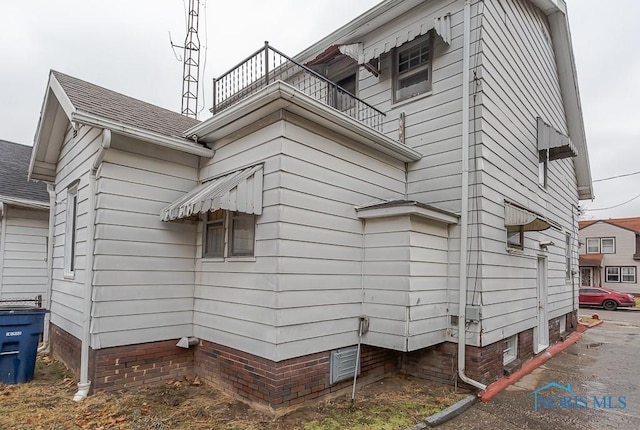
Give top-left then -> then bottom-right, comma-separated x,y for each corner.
329,346 -> 360,384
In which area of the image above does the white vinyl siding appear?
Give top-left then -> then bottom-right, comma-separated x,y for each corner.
0,207 -> 49,304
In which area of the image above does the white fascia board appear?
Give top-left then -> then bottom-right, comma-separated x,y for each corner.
72,111 -> 214,157
0,195 -> 49,211
49,74 -> 76,122
187,82 -> 421,163
356,204 -> 459,225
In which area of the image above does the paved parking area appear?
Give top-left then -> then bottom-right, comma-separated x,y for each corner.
439,309 -> 640,430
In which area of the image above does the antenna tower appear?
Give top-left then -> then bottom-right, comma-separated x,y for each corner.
179,0 -> 201,119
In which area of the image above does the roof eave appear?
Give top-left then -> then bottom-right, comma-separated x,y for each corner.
186,81 -> 421,163
0,195 -> 49,211
72,111 -> 213,157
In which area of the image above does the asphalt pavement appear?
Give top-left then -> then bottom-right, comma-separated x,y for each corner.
438,308 -> 640,430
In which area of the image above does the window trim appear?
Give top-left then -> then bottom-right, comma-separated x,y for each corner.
621,267 -> 637,283
393,33 -> 433,103
605,266 -> 621,283
600,237 -> 615,254
507,225 -> 524,250
202,210 -> 256,259
606,266 -> 636,283
586,237 -> 615,254
64,184 -> 79,278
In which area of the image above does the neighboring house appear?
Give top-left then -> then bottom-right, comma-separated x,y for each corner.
0,140 -> 50,305
29,0 -> 592,413
578,218 -> 640,294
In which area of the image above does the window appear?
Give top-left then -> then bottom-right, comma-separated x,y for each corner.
503,335 -> 518,365
538,150 -> 548,187
622,267 -> 636,283
606,267 -> 620,283
605,266 -> 637,283
601,238 -> 615,254
334,73 -> 357,111
64,184 -> 78,277
394,33 -> 432,102
586,237 -> 615,254
507,225 -> 524,249
565,232 -> 571,280
203,209 -> 256,258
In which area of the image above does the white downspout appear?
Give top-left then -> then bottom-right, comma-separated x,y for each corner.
74,129 -> 111,401
458,0 -> 487,392
37,184 -> 56,353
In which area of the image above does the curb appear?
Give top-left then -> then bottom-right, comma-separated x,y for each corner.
405,395 -> 477,429
480,330 -> 583,403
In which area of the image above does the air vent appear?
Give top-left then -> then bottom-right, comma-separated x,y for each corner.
329,346 -> 360,384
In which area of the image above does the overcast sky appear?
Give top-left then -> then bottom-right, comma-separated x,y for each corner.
0,0 -> 638,220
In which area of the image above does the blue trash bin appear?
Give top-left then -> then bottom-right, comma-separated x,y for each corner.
0,306 -> 48,384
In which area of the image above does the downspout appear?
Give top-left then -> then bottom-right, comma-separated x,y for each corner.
74,129 -> 111,401
37,184 -> 56,352
458,0 -> 487,392
351,218 -> 367,402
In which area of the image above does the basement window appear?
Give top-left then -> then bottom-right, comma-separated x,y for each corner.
330,346 -> 360,384
503,335 -> 517,365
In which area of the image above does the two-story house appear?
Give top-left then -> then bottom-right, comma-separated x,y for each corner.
28,0 -> 592,413
579,218 -> 640,294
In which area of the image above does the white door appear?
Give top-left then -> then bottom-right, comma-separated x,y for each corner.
535,257 -> 549,353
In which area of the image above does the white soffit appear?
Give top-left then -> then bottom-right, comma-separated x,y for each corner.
161,164 -> 263,221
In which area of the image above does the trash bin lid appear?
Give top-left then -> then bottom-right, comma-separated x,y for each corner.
0,305 -> 48,314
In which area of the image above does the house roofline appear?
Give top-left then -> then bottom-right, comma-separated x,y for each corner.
0,195 -> 49,211
185,81 -> 422,163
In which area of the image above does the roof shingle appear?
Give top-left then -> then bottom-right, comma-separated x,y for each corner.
0,140 -> 49,203
52,70 -> 200,139
579,217 -> 640,234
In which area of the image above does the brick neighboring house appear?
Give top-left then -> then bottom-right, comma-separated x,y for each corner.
29,0 -> 592,414
0,140 -> 50,307
579,218 -> 640,294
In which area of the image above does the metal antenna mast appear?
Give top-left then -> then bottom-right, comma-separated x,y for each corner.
175,0 -> 201,119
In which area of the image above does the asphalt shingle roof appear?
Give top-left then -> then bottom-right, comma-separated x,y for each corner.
0,140 -> 49,203
52,70 -> 200,139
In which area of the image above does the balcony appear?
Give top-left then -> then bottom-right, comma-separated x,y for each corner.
212,42 -> 385,132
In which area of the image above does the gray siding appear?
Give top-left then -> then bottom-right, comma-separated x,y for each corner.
0,207 -> 49,303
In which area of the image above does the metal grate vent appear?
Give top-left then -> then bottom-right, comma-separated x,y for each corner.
329,346 -> 360,385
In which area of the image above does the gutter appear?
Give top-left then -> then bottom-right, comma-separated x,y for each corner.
72,111 -> 213,158
458,0 -> 486,392
74,129 -> 112,401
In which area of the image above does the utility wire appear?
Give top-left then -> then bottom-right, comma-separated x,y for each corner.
585,192 -> 640,212
593,170 -> 640,183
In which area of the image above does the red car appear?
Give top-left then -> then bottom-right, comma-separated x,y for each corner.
579,287 -> 635,311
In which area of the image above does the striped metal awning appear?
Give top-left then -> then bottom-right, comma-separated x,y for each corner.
161,164 -> 263,222
504,201 -> 556,232
537,117 -> 578,160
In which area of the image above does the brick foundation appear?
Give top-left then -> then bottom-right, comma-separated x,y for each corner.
194,340 -> 398,413
49,323 -> 82,378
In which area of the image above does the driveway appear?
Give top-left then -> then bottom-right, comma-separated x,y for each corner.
439,309 -> 640,430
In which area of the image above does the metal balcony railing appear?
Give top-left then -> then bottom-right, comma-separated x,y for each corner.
212,42 -> 385,132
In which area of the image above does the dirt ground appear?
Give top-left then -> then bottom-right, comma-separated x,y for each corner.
0,354 -> 465,430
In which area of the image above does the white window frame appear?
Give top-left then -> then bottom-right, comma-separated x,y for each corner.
605,266 -> 620,283
586,238 -> 600,254
393,33 -> 433,103
503,335 -> 518,365
202,210 -> 256,259
600,237 -> 615,254
621,267 -> 636,283
64,184 -> 78,278
507,225 -> 524,250
538,150 -> 548,188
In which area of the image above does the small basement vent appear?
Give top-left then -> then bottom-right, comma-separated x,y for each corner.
330,346 -> 360,384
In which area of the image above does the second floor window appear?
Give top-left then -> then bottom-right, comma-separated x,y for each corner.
586,237 -> 615,254
394,33 -> 433,102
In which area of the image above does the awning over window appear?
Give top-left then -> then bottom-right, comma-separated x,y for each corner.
305,43 -> 363,67
161,165 -> 263,222
362,12 -> 451,63
579,254 -> 603,267
504,201 -> 555,232
537,117 -> 578,161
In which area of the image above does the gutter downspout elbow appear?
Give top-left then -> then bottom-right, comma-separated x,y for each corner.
74,129 -> 111,401
458,0 -> 487,392
37,184 -> 56,353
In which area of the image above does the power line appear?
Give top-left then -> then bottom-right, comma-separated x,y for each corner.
593,170 -> 640,183
585,192 -> 640,212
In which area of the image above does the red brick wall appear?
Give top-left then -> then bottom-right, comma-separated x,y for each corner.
49,323 -> 81,377
401,341 -> 504,388
49,324 -> 194,392
194,340 -> 398,412
518,328 -> 534,361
